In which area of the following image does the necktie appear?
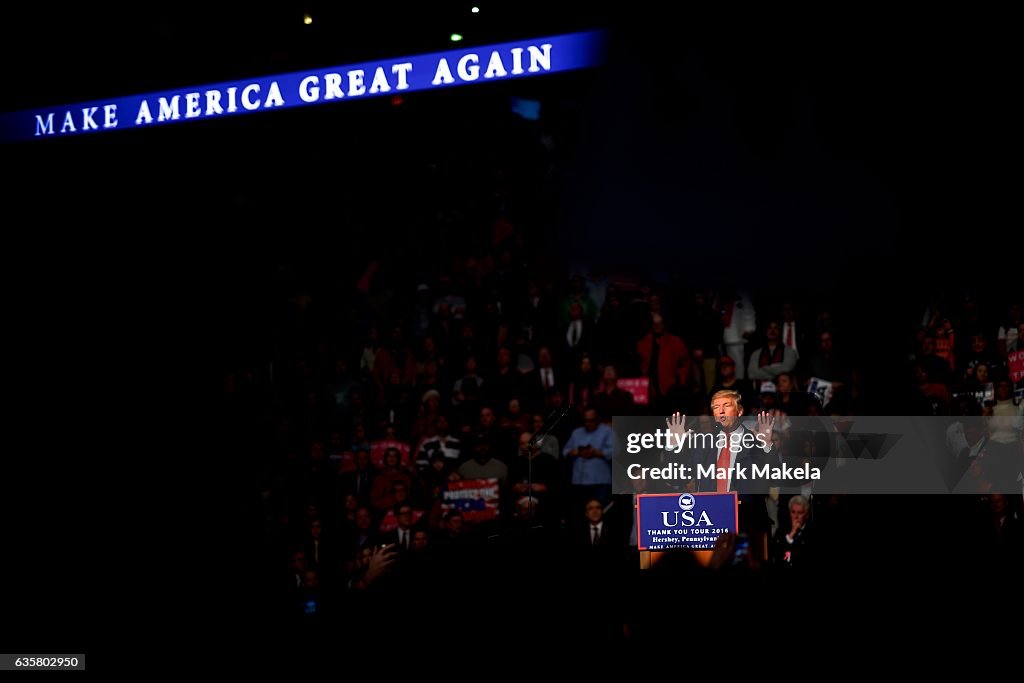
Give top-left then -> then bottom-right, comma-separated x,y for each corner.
785,323 -> 794,349
401,529 -> 408,549
716,444 -> 730,493
592,525 -> 600,545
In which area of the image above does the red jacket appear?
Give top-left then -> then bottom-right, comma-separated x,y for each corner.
637,332 -> 690,396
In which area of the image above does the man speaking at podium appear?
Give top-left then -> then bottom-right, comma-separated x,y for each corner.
666,389 -> 780,549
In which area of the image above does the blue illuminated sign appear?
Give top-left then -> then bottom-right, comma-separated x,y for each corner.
0,30 -> 606,144
636,492 -> 739,550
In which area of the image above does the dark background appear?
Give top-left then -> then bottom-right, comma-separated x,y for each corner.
3,3 -> 1018,659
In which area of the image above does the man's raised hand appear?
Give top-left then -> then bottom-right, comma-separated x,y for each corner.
666,411 -> 689,443
754,411 -> 775,445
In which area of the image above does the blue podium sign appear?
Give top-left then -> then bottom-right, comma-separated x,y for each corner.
636,492 -> 738,550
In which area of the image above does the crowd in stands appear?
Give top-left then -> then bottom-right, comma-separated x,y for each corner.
218,97 -> 1022,634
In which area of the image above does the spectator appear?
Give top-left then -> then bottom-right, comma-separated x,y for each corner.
683,289 -> 725,394
411,389 -> 444,443
996,302 -> 1021,358
415,415 -> 463,471
773,494 -> 814,568
359,325 -> 381,376
347,545 -> 397,591
774,371 -> 808,416
716,286 -> 757,379
499,398 -> 530,435
709,355 -> 755,414
913,333 -> 950,387
435,511 -> 468,551
637,314 -> 690,412
526,345 -> 562,410
344,505 -> 377,562
288,549 -> 308,590
451,355 -> 484,406
756,383 -> 791,435
568,353 -> 601,412
370,448 -> 413,512
457,432 -> 509,487
340,449 -> 374,503
414,357 -> 446,406
747,320 -> 798,384
483,346 -> 522,409
563,407 -> 614,509
471,404 -> 517,463
559,274 -> 598,326
593,286 -> 633,367
508,431 -> 561,527
961,331 -> 1005,380
592,364 -> 636,423
373,324 -> 417,387
528,412 -> 561,460
379,501 -> 419,553
806,330 -> 843,384
370,424 -> 413,470
780,300 -> 809,360
562,301 -> 595,367
522,279 -> 558,345
574,498 -> 619,549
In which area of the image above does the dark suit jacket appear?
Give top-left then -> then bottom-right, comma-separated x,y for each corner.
562,319 -> 596,361
688,427 -> 781,536
378,528 -> 415,553
574,518 -> 622,549
773,522 -> 815,568
689,432 -> 781,494
339,468 -> 374,501
523,364 -> 566,411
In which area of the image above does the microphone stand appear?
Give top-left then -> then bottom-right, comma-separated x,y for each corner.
524,403 -> 573,523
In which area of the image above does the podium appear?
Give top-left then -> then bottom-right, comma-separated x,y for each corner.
635,492 -> 767,568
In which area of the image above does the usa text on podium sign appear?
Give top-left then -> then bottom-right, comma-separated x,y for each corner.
636,492 -> 738,550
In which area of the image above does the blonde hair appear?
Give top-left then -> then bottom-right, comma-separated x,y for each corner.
710,389 -> 743,409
